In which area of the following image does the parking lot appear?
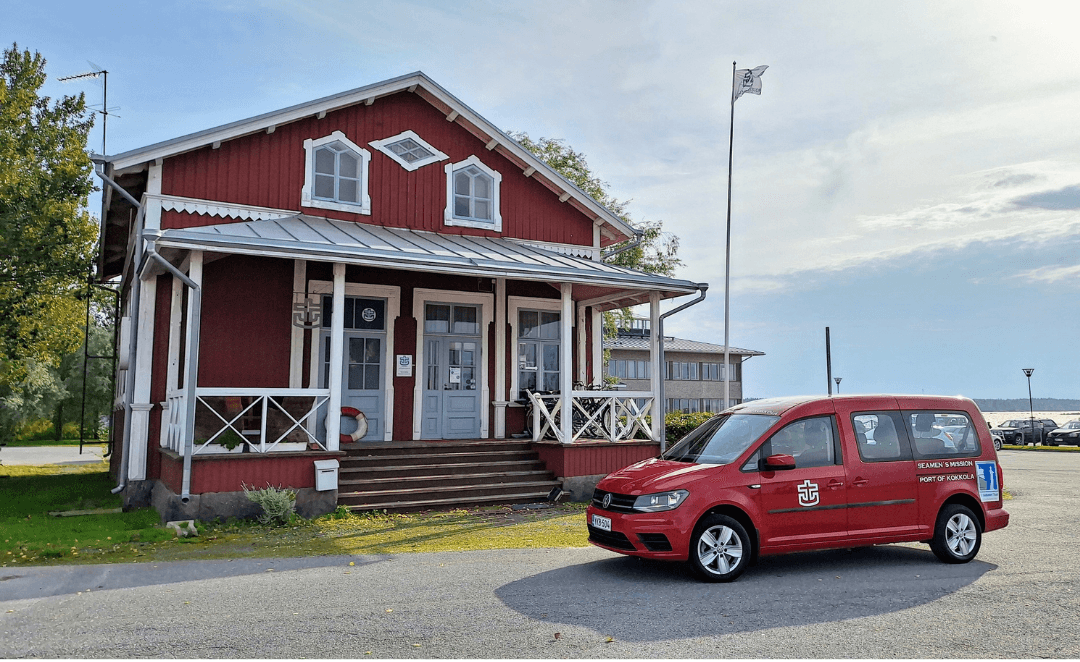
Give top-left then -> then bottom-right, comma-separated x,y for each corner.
1,450 -> 1077,657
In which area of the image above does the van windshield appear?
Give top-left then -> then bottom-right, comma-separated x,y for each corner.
663,413 -> 780,465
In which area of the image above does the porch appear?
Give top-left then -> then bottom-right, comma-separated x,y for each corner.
127,215 -> 700,508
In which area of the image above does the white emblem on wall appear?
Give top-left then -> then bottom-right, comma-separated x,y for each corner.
362,307 -> 377,323
797,479 -> 820,507
396,355 -> 413,378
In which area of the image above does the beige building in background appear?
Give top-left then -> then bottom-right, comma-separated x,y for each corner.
605,319 -> 764,414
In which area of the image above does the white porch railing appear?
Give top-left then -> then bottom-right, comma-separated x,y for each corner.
528,391 -> 656,443
164,387 -> 331,455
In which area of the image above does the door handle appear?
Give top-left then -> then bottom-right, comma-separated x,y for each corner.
851,477 -> 869,487
827,480 -> 844,489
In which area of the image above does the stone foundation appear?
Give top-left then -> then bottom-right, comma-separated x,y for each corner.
149,480 -> 338,523
559,474 -> 606,502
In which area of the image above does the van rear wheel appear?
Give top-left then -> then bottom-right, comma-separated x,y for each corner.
930,504 -> 981,563
689,514 -> 751,582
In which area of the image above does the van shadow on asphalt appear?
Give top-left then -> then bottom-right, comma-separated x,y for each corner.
0,555 -> 388,602
496,545 -> 994,641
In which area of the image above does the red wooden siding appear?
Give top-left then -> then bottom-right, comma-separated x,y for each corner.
161,92 -> 595,246
532,441 -> 660,478
198,255 -> 293,388
159,451 -> 337,494
147,274 -> 174,481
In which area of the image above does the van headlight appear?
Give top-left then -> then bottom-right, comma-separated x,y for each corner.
632,490 -> 689,512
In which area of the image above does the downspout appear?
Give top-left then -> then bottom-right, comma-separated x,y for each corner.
601,229 -> 644,261
140,243 -> 200,502
657,284 -> 709,453
92,165 -> 143,495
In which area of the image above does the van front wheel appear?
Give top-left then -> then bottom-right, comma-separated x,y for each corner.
930,504 -> 981,563
689,514 -> 751,582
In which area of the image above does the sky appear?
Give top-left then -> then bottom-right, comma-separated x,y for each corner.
5,0 -> 1078,401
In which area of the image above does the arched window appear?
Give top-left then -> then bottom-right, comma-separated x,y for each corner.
444,156 -> 502,231
302,131 -> 371,214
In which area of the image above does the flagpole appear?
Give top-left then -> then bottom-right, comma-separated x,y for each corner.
723,61 -> 736,408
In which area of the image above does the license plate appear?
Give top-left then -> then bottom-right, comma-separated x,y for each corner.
591,514 -> 611,531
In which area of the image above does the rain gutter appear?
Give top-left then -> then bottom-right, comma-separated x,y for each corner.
657,284 -> 709,452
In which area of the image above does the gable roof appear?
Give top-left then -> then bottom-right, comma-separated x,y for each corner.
103,71 -> 636,244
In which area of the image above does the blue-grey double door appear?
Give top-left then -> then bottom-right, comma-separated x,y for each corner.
421,336 -> 481,439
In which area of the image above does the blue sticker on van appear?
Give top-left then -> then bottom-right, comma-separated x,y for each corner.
975,461 -> 999,502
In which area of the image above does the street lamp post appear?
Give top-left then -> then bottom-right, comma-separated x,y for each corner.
1023,368 -> 1036,445
834,377 -> 842,394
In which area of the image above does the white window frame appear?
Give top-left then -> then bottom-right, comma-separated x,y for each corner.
301,131 -> 372,215
369,130 -> 448,172
508,296 -> 562,403
444,155 -> 502,232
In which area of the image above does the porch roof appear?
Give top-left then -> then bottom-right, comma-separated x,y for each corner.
151,215 -> 704,309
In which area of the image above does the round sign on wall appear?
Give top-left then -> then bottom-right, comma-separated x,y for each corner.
361,308 -> 377,322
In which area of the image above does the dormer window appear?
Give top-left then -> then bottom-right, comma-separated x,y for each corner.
370,130 -> 447,171
444,155 -> 502,231
302,131 -> 371,214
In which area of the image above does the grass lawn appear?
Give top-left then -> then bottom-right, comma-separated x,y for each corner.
1,463 -> 590,568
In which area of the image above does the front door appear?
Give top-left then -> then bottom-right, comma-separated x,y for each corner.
420,302 -> 482,439
317,295 -> 388,443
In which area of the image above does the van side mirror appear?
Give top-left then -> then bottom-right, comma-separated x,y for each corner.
763,454 -> 797,470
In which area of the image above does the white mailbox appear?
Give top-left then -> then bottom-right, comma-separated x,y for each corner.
313,459 -> 340,492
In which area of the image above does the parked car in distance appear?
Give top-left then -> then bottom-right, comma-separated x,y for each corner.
991,418 -> 1059,446
1046,420 -> 1080,447
587,394 -> 1008,582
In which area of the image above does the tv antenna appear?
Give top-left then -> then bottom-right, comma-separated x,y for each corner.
59,61 -> 117,154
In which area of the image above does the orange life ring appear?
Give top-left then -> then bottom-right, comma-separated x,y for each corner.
337,406 -> 368,443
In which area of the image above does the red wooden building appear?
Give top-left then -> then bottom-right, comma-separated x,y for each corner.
96,72 -> 706,520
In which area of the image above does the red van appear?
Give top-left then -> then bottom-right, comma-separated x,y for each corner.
586,395 -> 1009,582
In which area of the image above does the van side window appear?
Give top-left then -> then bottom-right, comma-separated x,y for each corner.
902,410 -> 981,458
852,412 -> 912,462
752,415 -> 841,469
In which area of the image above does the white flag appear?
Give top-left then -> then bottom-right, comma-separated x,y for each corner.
733,65 -> 768,101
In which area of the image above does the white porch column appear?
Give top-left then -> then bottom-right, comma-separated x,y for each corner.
326,263 -> 346,451
289,259 -> 307,388
159,275 -> 184,447
591,308 -> 603,386
493,277 -> 507,439
128,275 -> 157,480
181,251 -> 203,459
576,304 -> 586,384
560,283 -> 574,444
650,291 -> 662,442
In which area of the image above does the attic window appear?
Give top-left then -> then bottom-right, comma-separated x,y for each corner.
302,131 -> 371,214
369,130 -> 448,172
444,156 -> 502,232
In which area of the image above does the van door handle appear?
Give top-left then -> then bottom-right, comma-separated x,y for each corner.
827,480 -> 844,489
851,477 -> 869,487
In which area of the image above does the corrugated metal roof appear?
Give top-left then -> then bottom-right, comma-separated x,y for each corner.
152,215 -> 703,301
605,334 -> 763,356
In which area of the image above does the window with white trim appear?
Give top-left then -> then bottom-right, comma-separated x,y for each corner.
444,156 -> 502,231
370,130 -> 448,171
302,131 -> 371,214
517,309 -> 560,397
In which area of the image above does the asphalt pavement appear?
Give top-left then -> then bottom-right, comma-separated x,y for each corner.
0,444 -> 107,466
1,449 -> 1077,657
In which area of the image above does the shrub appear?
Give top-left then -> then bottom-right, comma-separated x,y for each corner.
665,411 -> 715,442
242,482 -> 296,525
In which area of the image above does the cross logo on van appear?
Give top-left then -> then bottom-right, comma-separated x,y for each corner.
798,480 -> 820,507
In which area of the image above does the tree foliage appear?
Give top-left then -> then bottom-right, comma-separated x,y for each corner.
509,133 -> 681,277
0,44 -> 98,380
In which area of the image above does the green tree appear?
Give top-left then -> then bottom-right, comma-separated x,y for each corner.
509,133 -> 681,277
0,44 -> 98,381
